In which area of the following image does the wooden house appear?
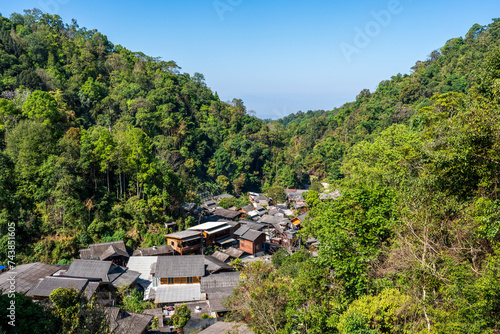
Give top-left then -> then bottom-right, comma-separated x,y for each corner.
79,241 -> 130,266
165,230 -> 203,255
235,227 -> 266,255
188,222 -> 232,246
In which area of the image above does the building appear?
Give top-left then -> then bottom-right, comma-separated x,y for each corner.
188,222 -> 232,246
105,307 -> 153,334
212,208 -> 243,221
79,241 -> 130,266
235,227 -> 266,255
154,255 -> 205,286
132,245 -> 174,256
0,262 -> 61,295
153,255 -> 205,305
165,230 -> 203,255
26,276 -> 94,300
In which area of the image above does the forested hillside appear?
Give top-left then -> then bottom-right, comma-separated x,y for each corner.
1,8 -> 500,333
0,9 -> 283,264
228,18 -> 500,333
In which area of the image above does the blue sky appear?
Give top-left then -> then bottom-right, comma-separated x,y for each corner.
2,0 -> 500,119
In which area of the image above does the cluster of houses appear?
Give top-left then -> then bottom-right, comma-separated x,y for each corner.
0,189 -> 336,333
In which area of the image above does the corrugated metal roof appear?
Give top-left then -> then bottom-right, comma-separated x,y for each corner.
211,251 -> 230,263
165,230 -> 202,240
224,247 -> 244,259
239,229 -> 264,242
126,256 -> 158,281
26,276 -> 88,298
132,245 -> 174,256
155,255 -> 205,278
201,272 -> 241,292
188,221 -> 229,231
204,256 -> 233,272
65,260 -> 112,282
155,284 -> 201,304
0,262 -> 61,294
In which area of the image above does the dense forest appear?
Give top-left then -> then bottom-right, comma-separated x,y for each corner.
1,8 -> 500,333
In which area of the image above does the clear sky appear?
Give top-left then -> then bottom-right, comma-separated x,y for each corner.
1,0 -> 500,119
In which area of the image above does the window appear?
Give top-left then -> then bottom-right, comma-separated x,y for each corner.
256,244 -> 260,250
170,241 -> 174,246
168,277 -> 174,284
187,277 -> 193,284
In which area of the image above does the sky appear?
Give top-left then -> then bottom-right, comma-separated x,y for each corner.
1,0 -> 500,119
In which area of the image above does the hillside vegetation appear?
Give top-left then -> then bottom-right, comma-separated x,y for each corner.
1,9 -> 500,333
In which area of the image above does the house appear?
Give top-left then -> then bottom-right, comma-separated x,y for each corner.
201,272 -> 242,317
132,245 -> 174,257
105,307 -> 153,334
204,256 -> 234,274
320,190 -> 342,200
0,262 -> 61,295
214,193 -> 234,202
202,200 -> 217,212
126,256 -> 158,300
165,230 -> 203,255
26,276 -> 92,300
211,251 -> 231,263
235,227 -> 266,255
223,247 -> 245,259
154,255 -> 205,286
198,321 -> 252,334
239,204 -> 254,214
153,255 -> 205,305
291,213 -> 308,227
212,208 -> 243,221
188,222 -> 232,246
79,241 -> 129,266
285,189 -> 307,204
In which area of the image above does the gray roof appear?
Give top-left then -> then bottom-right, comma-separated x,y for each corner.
155,255 -> 205,278
198,322 -> 252,334
240,205 -> 254,213
245,222 -> 268,231
204,256 -> 233,273
79,241 -> 129,261
108,266 -> 140,288
201,272 -> 242,292
165,230 -> 202,240
132,245 -> 174,256
259,215 -> 288,224
213,208 -> 242,220
206,287 -> 236,313
238,229 -> 265,242
223,247 -> 244,259
211,251 -> 231,263
65,260 -> 112,282
155,284 -> 202,304
0,262 -> 61,295
234,226 -> 250,237
26,276 -> 89,298
105,307 -> 153,334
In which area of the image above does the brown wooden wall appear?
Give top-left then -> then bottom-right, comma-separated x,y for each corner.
160,277 -> 201,285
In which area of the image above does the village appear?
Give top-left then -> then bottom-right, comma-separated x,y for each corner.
0,188 -> 340,334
